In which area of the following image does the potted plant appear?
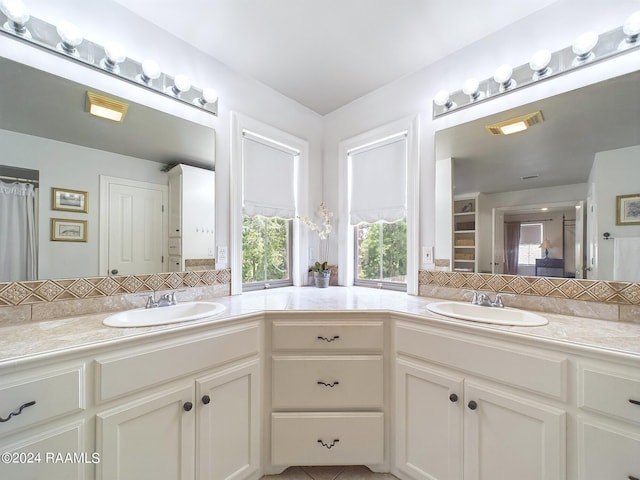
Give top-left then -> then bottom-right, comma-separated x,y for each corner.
299,202 -> 333,288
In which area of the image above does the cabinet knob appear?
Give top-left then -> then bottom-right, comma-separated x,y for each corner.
202,395 -> 211,405
449,393 -> 458,403
468,400 -> 478,410
183,401 -> 193,412
110,269 -> 119,275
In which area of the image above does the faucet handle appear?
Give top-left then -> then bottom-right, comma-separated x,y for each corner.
463,289 -> 480,304
138,292 -> 157,308
492,293 -> 515,308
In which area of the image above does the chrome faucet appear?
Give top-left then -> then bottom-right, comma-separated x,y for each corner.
140,290 -> 184,309
464,290 -> 514,308
140,292 -> 158,309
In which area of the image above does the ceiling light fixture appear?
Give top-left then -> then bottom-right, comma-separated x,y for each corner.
136,59 -> 161,85
572,31 -> 598,64
485,111 -> 544,136
620,11 -> 640,49
462,77 -> 484,102
85,91 -> 128,122
56,21 -> 82,57
0,0 -> 30,37
166,74 -> 191,97
529,49 -> 552,80
433,90 -> 455,110
100,42 -> 126,73
494,64 -> 516,91
194,87 -> 218,107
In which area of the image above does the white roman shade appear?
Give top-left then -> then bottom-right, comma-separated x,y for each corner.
349,134 -> 407,224
520,223 -> 543,244
242,131 -> 297,218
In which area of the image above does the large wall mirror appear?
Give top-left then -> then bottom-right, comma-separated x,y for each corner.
0,56 -> 216,282
436,70 -> 640,282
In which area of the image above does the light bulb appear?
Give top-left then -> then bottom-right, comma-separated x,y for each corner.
1,0 -> 30,36
462,77 -> 484,101
529,49 -> 552,79
494,64 -> 516,91
101,42 -> 126,73
56,21 -> 83,56
621,11 -> 640,48
433,89 -> 454,109
166,74 -> 191,96
572,31 -> 598,61
194,87 -> 218,107
137,59 -> 161,84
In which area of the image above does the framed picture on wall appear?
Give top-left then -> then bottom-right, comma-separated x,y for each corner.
51,218 -> 88,242
52,187 -> 88,213
616,193 -> 640,225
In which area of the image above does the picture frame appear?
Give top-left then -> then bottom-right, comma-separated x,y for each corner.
52,187 -> 88,213
51,218 -> 88,242
616,193 -> 640,226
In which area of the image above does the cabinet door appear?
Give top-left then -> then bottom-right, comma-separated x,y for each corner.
168,173 -> 182,237
96,384 -> 195,480
196,360 -> 260,480
395,359 -> 463,480
0,421 -> 85,480
579,419 -> 640,480
464,383 -> 565,480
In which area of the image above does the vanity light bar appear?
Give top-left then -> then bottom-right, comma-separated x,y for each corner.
0,5 -> 218,116
433,13 -> 640,118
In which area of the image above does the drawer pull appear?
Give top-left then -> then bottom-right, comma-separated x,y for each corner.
317,439 -> 340,449
0,400 -> 36,423
629,399 -> 640,406
629,476 -> 639,480
317,335 -> 340,342
317,381 -> 340,388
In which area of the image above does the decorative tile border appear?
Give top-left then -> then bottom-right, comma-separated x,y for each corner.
418,270 -> 640,306
0,269 -> 231,307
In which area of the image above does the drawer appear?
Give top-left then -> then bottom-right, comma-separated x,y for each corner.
579,419 -> 640,480
272,321 -> 384,352
0,367 -> 84,436
396,322 -> 567,400
272,356 -> 383,409
96,322 -> 259,402
271,412 -> 384,466
579,365 -> 640,425
168,237 -> 182,253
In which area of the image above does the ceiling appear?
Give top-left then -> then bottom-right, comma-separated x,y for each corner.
435,70 -> 640,197
111,0 -> 560,115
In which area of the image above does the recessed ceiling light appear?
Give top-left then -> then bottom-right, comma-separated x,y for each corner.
85,91 -> 128,122
485,111 -> 544,136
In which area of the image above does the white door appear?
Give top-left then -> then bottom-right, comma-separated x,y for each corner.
464,382 -> 566,480
492,209 -> 505,274
395,359 -> 463,480
100,176 -> 167,276
196,360 -> 260,480
96,384 -> 196,480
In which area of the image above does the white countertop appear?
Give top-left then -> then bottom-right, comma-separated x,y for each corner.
1,287 -> 639,367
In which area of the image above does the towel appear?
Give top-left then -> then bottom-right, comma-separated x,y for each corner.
613,238 -> 640,282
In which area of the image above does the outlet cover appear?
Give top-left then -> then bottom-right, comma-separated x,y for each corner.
217,246 -> 228,266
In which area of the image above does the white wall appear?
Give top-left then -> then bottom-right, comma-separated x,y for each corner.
323,0 -> 640,273
589,145 -> 640,280
0,129 -> 167,279
0,0 -> 324,270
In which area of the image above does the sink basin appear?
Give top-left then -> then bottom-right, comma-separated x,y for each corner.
103,302 -> 226,328
426,301 -> 548,326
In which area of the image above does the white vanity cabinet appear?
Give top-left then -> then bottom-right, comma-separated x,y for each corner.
394,319 -> 567,480
95,321 -> 261,480
167,164 -> 215,271
577,361 -> 640,480
268,316 -> 386,471
0,364 -> 88,480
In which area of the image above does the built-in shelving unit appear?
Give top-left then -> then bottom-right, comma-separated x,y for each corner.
453,197 -> 478,273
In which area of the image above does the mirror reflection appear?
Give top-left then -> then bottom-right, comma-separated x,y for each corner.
0,57 -> 216,282
436,70 -> 640,281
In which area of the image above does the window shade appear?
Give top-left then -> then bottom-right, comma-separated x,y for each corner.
242,133 -> 297,219
520,223 -> 542,245
349,136 -> 407,224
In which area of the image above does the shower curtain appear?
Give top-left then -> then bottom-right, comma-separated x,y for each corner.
0,180 -> 37,281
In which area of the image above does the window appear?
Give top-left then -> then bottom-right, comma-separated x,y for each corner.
242,215 -> 291,289
518,223 -> 543,265
355,219 -> 407,289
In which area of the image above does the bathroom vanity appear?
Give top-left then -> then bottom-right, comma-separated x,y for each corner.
0,288 -> 638,480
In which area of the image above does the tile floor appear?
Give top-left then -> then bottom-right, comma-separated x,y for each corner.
260,466 -> 399,480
